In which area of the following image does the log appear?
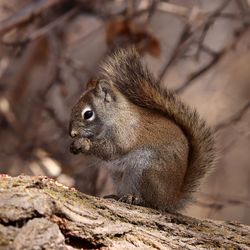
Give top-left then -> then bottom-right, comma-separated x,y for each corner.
0,175 -> 249,249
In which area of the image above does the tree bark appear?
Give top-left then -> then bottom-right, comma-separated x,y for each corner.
0,175 -> 249,249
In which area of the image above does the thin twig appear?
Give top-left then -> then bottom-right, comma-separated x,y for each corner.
175,25 -> 249,94
1,8 -> 78,47
27,8 -> 78,42
145,0 -> 160,25
158,0 -> 232,80
214,101 -> 250,132
158,23 -> 190,80
175,52 -> 222,94
0,0 -> 65,35
195,0 -> 232,59
157,2 -> 190,17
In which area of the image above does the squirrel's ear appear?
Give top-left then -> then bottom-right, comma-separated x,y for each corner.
86,79 -> 98,89
95,81 -> 116,102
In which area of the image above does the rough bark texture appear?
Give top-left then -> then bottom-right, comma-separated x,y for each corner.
0,175 -> 249,250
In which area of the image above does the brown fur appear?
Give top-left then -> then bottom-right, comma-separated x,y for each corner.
69,48 -> 216,211
100,48 -> 216,208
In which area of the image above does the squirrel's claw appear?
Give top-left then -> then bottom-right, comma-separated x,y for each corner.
119,194 -> 142,206
104,194 -> 141,206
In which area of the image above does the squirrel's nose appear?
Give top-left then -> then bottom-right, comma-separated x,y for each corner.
69,121 -> 78,137
70,129 -> 78,138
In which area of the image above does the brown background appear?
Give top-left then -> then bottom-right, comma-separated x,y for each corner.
0,0 -> 249,225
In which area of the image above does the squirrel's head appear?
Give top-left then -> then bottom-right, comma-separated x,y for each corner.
69,80 -> 119,140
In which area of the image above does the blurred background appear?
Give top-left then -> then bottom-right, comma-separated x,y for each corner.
0,0 -> 249,225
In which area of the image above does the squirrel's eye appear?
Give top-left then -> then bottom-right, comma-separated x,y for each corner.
84,110 -> 93,120
82,106 -> 95,121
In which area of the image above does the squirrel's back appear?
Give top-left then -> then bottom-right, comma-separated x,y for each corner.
100,48 -> 216,203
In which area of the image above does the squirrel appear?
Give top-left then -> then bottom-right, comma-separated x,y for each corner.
69,48 -> 216,212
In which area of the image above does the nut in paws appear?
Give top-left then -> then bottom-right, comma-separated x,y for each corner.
80,138 -> 91,151
70,138 -> 91,154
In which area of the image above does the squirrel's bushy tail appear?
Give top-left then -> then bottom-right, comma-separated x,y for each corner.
101,48 -> 216,201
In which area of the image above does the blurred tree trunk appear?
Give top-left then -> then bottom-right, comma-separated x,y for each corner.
0,175 -> 249,250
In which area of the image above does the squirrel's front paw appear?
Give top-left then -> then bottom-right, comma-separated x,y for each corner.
119,195 -> 142,206
70,138 -> 91,154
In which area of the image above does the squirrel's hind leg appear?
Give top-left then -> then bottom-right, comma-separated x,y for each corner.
140,154 -> 188,212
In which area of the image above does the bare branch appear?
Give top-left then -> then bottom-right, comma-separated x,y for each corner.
175,51 -> 222,94
0,0 -> 65,35
214,101 -> 250,132
175,25 -> 250,94
157,2 -> 190,17
158,0 -> 233,80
